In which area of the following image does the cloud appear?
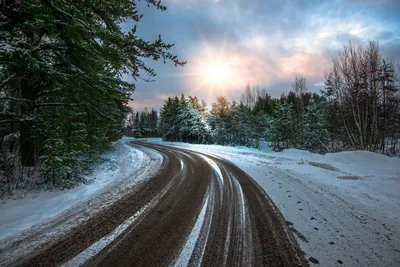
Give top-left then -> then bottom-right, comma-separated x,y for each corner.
126,0 -> 400,110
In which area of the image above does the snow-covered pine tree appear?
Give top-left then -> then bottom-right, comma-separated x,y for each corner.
0,0 -> 185,189
176,105 -> 211,144
302,94 -> 330,152
208,96 -> 233,145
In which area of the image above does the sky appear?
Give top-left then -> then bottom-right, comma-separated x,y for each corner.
124,0 -> 400,110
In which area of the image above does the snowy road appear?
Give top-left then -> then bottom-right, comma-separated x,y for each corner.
151,141 -> 400,267
2,139 -> 398,266
12,141 -> 307,266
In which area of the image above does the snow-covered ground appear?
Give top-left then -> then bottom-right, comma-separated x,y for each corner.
0,137 -> 162,241
1,137 -> 399,266
148,139 -> 400,267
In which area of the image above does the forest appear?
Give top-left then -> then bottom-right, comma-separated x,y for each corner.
148,42 -> 400,155
0,1 -> 399,193
0,0 -> 185,192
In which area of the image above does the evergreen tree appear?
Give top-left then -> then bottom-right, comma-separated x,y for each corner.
159,95 -> 209,143
199,99 -> 208,119
232,102 -> 253,146
0,0 -> 185,188
208,96 -> 233,145
253,93 -> 276,115
266,103 -> 299,150
176,105 -> 211,143
139,111 -> 147,137
148,109 -> 159,137
158,96 -> 181,140
302,96 -> 330,151
264,80 -> 329,152
133,111 -> 141,137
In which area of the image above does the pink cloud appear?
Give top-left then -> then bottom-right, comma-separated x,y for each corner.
278,52 -> 332,80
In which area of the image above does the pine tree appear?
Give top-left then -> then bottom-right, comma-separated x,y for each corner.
176,105 -> 210,144
0,0 -> 185,188
133,112 -> 141,137
208,96 -> 233,145
148,109 -> 159,137
158,95 -> 210,143
232,102 -> 252,146
302,95 -> 329,151
266,103 -> 299,150
159,96 -> 181,140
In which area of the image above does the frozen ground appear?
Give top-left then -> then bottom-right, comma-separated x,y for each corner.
1,137 -> 399,266
148,139 -> 400,267
0,137 -> 161,241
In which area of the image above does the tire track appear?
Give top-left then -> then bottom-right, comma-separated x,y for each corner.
15,142 -> 307,267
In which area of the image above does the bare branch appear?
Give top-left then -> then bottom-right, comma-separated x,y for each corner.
0,73 -> 16,88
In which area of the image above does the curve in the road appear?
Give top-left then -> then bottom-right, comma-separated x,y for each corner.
16,141 -> 308,267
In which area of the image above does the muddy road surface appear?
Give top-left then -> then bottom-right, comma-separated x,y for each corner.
15,141 -> 307,267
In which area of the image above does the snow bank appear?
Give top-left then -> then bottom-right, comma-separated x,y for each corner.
0,137 -> 161,241
271,148 -> 399,176
148,139 -> 400,267
266,149 -> 400,207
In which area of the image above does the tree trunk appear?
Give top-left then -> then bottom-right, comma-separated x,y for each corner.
20,80 -> 36,166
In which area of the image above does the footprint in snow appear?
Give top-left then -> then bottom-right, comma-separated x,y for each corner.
308,257 -> 319,264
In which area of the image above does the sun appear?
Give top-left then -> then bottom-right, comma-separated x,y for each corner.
175,32 -> 247,97
186,53 -> 238,96
203,62 -> 231,84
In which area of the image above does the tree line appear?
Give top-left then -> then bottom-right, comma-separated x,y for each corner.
125,108 -> 159,138
155,42 -> 399,155
156,84 -> 328,150
1,0 -> 398,194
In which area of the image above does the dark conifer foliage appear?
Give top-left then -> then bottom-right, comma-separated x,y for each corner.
0,0 -> 185,190
127,108 -> 159,138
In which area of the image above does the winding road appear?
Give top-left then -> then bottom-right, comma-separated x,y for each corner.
16,141 -> 308,267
